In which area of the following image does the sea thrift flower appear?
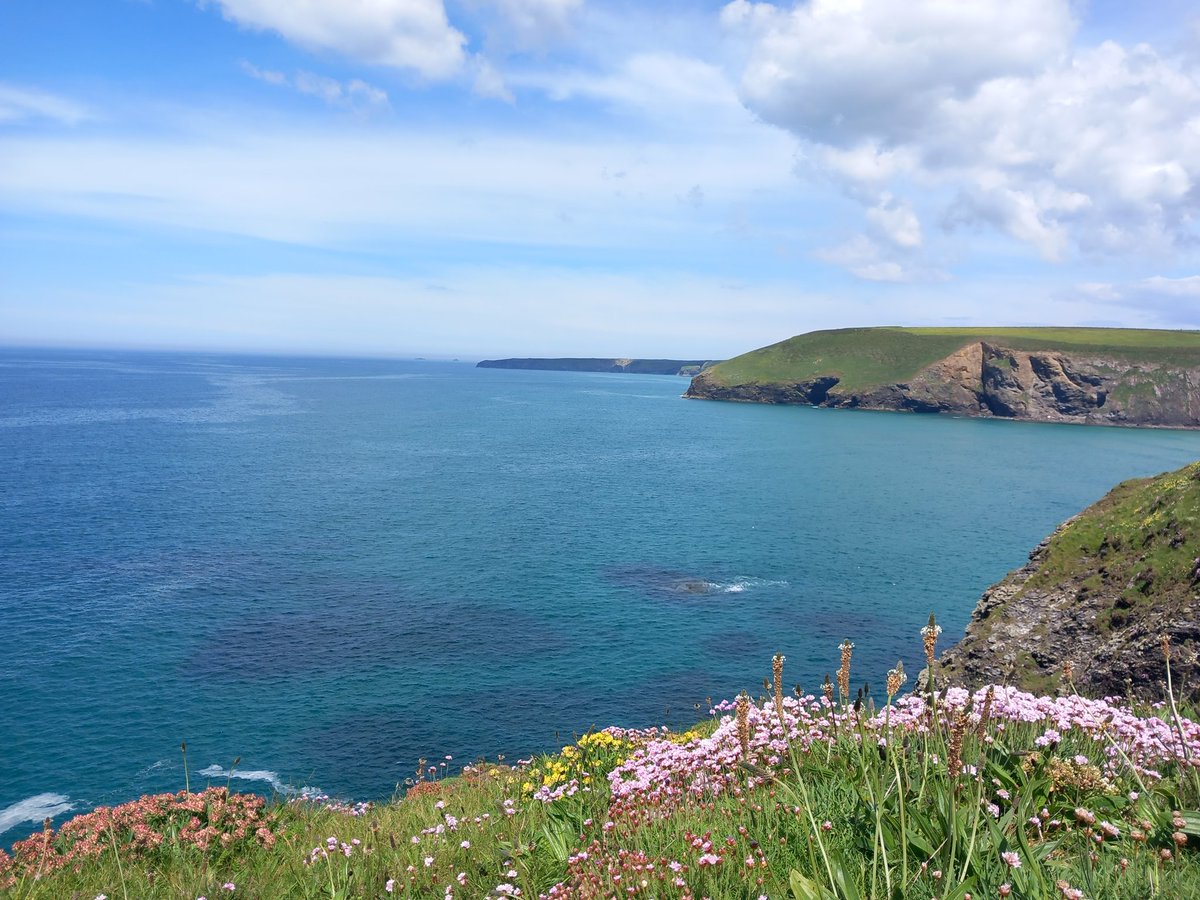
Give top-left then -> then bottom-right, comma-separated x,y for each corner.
1001,851 -> 1021,869
385,880 -> 395,893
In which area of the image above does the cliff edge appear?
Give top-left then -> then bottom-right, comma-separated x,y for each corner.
937,461 -> 1200,699
685,327 -> 1200,428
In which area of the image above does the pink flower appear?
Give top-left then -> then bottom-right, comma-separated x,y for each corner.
385,879 -> 395,893
1001,851 -> 1021,869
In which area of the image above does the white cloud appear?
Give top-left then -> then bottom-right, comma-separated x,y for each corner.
241,62 -> 390,110
722,0 -> 1200,269
514,52 -> 748,129
471,56 -> 515,102
0,83 -> 91,125
0,116 -> 798,248
1142,275 -> 1200,296
725,0 -> 1073,146
211,0 -> 466,79
240,61 -> 288,86
816,234 -> 906,282
865,193 -> 921,249
490,0 -> 584,48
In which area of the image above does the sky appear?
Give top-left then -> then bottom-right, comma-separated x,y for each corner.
2,0 -> 1200,359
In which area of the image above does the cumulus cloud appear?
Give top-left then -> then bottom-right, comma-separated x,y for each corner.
211,0 -> 466,79
241,62 -> 389,110
0,83 -> 90,125
865,193 -> 921,249
722,0 -> 1200,272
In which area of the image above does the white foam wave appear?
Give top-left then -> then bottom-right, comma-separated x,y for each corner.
718,578 -> 789,594
0,793 -> 74,834
198,765 -> 301,795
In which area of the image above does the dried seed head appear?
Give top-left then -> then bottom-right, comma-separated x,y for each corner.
823,674 -> 834,704
773,654 -> 785,704
837,640 -> 854,700
921,614 -> 942,665
886,661 -> 907,697
1162,634 -> 1172,662
1063,661 -> 1074,682
977,685 -> 995,737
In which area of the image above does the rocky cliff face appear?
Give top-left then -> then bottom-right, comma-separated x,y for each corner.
937,463 -> 1200,700
685,341 -> 1200,428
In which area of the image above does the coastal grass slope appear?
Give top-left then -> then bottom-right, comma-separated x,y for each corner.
699,327 -> 1200,393
4,644 -> 1199,899
939,460 -> 1200,698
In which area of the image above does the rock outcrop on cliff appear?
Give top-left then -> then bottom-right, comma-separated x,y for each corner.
937,462 -> 1200,700
685,327 -> 1200,428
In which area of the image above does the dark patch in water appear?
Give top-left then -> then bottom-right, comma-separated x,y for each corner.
605,564 -> 723,599
185,581 -> 569,680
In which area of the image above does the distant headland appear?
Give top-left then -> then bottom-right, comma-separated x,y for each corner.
478,358 -> 719,376
685,326 -> 1200,428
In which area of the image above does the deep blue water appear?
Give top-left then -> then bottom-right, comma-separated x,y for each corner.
2,348 -> 1199,840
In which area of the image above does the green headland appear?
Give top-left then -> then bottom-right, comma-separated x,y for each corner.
686,326 -> 1200,427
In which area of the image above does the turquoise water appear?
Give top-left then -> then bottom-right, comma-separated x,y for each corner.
2,348 -> 1199,840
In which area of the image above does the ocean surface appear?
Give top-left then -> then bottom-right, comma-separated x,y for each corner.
3,348 -> 1199,841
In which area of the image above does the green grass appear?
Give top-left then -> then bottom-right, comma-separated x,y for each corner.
4,648 -> 1198,900
701,327 -> 1200,392
1026,461 -> 1200,600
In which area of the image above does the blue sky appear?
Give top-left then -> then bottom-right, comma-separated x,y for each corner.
2,0 -> 1200,358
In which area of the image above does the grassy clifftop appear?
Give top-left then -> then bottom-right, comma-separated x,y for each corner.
938,461 -> 1200,698
686,326 -> 1200,427
701,327 -> 1200,392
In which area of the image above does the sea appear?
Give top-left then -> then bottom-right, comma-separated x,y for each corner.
2,348 -> 1199,842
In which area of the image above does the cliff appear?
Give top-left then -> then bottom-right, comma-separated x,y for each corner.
937,461 -> 1200,699
685,327 -> 1200,428
478,358 -> 718,376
